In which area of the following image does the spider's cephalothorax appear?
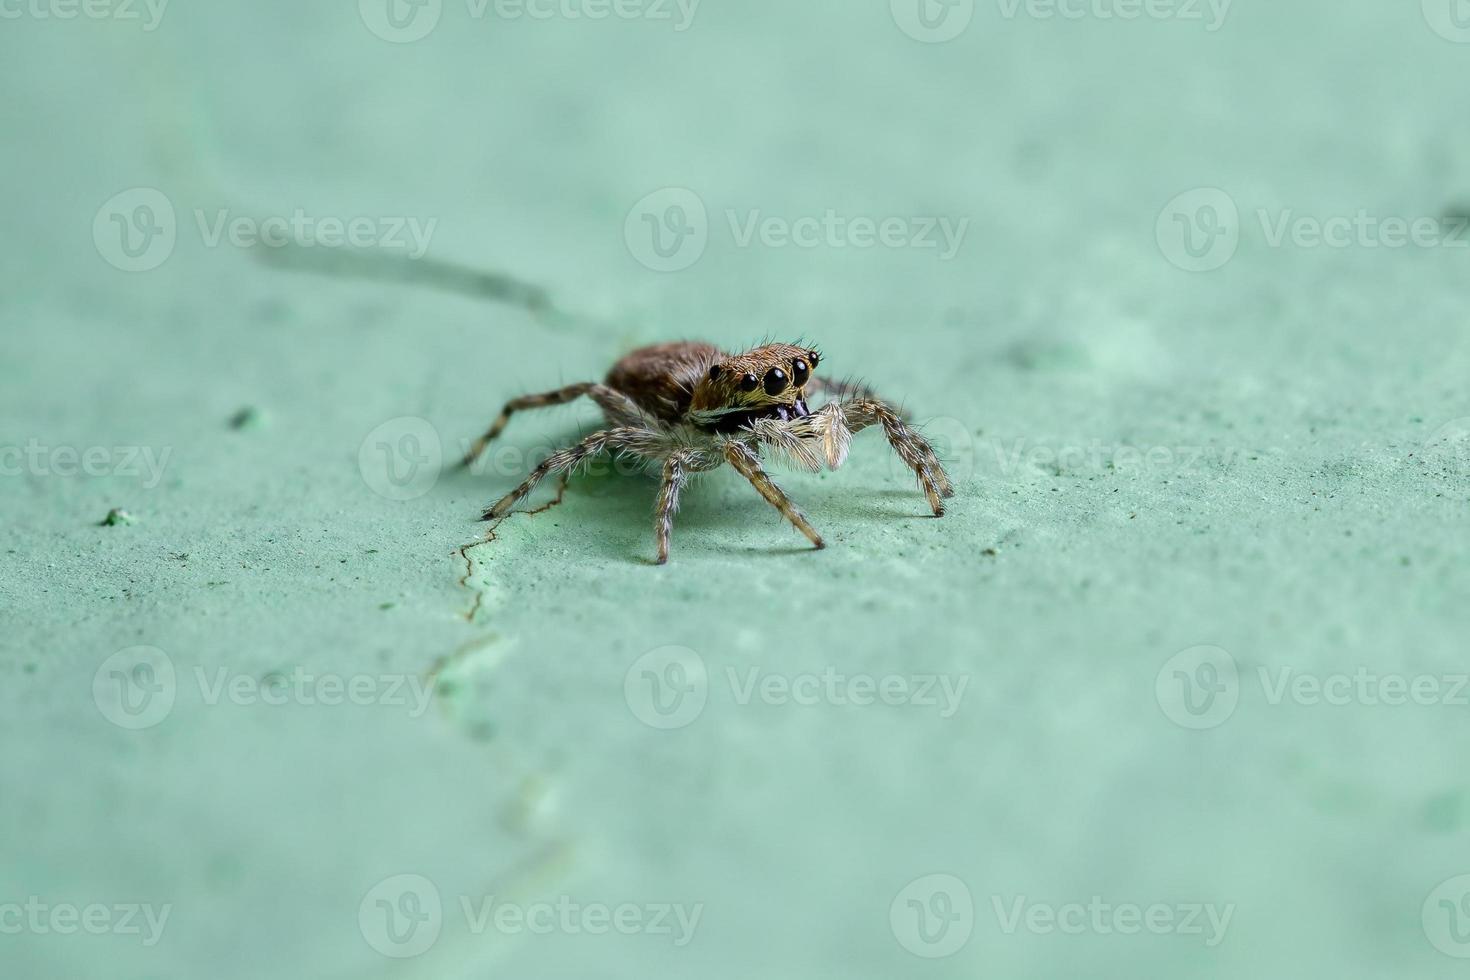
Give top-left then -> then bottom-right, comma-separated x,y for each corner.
462,340 -> 955,564
689,342 -> 817,432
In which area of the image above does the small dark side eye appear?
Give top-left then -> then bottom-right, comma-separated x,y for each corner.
764,367 -> 789,396
807,351 -> 820,368
709,365 -> 723,381
739,373 -> 760,393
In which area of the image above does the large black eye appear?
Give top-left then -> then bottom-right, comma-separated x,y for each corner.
739,373 -> 759,393
791,358 -> 810,386
763,367 -> 789,396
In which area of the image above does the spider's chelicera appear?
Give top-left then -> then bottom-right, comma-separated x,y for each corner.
462,341 -> 955,563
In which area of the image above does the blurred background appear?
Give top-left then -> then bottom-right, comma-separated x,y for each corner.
4,1 -> 1470,977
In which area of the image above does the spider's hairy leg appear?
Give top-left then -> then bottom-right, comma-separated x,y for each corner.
462,382 -> 591,468
653,451 -> 697,565
841,399 -> 955,516
460,383 -> 647,468
722,441 -> 825,550
481,427 -> 660,520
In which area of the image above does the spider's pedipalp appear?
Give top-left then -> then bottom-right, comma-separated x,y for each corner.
797,402 -> 853,470
748,417 -> 824,472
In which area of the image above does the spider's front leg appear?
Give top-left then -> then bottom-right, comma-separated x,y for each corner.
481,427 -> 656,520
840,399 -> 955,516
722,441 -> 825,550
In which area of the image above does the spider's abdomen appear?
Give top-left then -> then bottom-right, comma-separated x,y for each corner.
606,341 -> 723,423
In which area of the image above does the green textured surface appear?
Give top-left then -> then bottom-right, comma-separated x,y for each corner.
3,2 -> 1470,977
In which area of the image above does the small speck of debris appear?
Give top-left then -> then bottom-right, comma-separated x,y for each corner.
23,664 -> 36,674
379,602 -> 396,611
100,508 -> 135,527
229,407 -> 264,430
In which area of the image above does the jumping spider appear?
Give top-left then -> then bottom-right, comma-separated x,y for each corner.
462,341 -> 955,563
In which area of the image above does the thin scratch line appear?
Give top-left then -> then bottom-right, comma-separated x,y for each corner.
455,475 -> 569,622
456,530 -> 497,624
